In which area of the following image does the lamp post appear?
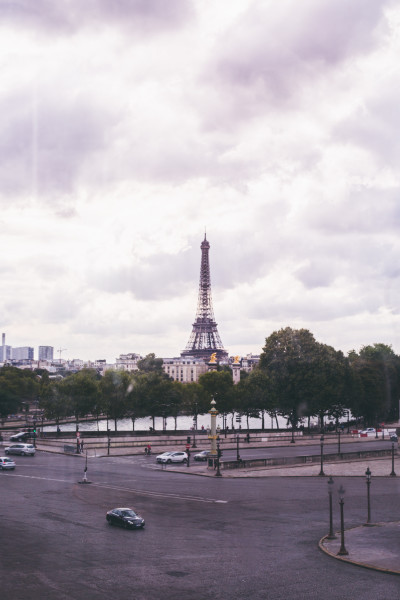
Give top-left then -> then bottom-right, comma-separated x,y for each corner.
390,441 -> 397,477
192,402 -> 198,448
327,476 -> 336,540
291,420 -> 295,444
236,434 -> 241,462
187,448 -> 190,468
337,485 -> 348,556
337,429 -> 341,454
215,440 -> 222,477
365,467 -> 372,526
319,435 -> 325,477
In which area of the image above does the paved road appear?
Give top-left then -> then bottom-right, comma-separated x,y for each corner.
1,451 -> 399,600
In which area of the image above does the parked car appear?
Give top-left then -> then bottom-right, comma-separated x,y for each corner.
9,432 -> 30,442
106,508 -> 145,529
156,451 -> 188,464
390,434 -> 398,442
360,428 -> 376,435
0,457 -> 16,470
194,450 -> 210,462
5,443 -> 35,456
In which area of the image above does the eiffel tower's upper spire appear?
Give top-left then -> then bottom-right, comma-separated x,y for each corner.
181,235 -> 227,361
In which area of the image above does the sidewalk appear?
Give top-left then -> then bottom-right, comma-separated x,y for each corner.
320,522 -> 400,575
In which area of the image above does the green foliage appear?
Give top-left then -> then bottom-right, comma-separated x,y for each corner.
0,366 -> 40,419
137,353 -> 164,374
198,370 -> 234,414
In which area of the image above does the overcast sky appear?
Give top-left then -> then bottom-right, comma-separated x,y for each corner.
1,0 -> 400,363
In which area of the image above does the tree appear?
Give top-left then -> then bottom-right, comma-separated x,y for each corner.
137,353 -> 164,374
0,366 -> 40,422
58,369 -> 99,430
258,328 -> 348,432
198,370 -> 234,426
99,370 -> 132,431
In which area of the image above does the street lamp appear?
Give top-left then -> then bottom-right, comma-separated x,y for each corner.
364,467 -> 372,526
319,435 -> 325,477
192,402 -> 198,448
337,429 -> 341,454
327,476 -> 336,540
187,448 -> 190,468
236,434 -> 241,462
215,440 -> 222,477
291,420 -> 295,444
337,485 -> 348,556
390,441 -> 397,477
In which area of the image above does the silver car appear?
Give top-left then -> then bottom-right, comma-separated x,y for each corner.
157,451 -> 188,464
5,443 -> 35,456
0,457 -> 16,470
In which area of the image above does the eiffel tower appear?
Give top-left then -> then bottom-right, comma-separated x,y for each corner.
181,234 -> 228,361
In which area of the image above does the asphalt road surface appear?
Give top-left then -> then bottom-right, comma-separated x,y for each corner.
1,451 -> 400,600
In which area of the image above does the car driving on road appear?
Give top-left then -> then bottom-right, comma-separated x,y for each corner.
0,457 -> 16,470
106,508 -> 145,529
193,450 -> 210,461
156,451 -> 188,464
5,443 -> 35,456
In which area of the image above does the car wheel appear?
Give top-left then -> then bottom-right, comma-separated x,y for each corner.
167,459 -> 172,464
21,452 -> 26,456
5,451 -> 8,455
183,459 -> 187,464
123,521 -> 128,529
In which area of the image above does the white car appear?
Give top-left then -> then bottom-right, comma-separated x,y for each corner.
0,457 -> 16,470
5,443 -> 36,456
360,428 -> 376,435
156,451 -> 188,464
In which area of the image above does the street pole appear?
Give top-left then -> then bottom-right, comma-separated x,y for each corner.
327,476 -> 336,540
390,442 -> 396,477
319,435 -> 325,477
337,430 -> 341,454
337,485 -> 348,556
215,440 -> 222,477
236,434 -> 241,462
187,448 -> 190,468
364,467 -> 372,525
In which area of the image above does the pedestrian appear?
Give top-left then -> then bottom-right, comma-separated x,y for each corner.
201,425 -> 205,432
147,443 -> 151,455
80,440 -> 84,453
76,438 -> 80,454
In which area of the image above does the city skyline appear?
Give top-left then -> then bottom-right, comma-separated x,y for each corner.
1,2 -> 400,363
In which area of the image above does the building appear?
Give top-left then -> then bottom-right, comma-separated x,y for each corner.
38,346 -> 54,361
163,356 -> 208,383
11,347 -> 34,361
115,353 -> 142,372
0,344 -> 12,362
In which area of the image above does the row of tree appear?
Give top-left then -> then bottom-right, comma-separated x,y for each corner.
1,329 -> 399,431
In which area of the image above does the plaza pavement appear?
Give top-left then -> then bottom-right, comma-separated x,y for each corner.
172,455 -> 400,576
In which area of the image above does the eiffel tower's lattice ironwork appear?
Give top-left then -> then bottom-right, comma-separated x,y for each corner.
181,234 -> 228,361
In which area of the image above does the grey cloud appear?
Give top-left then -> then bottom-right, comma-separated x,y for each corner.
201,0 -> 391,122
334,86 -> 400,165
0,0 -> 193,34
0,91 -> 116,202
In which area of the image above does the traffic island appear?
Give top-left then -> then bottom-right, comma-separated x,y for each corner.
319,521 -> 400,575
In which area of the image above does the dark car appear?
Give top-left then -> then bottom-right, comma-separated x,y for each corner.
390,434 -> 398,442
106,508 -> 145,529
194,450 -> 210,461
9,432 -> 30,442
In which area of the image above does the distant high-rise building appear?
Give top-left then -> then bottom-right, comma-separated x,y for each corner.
0,345 -> 11,362
12,347 -> 34,361
38,346 -> 54,361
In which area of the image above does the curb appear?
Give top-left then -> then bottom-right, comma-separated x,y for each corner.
319,523 -> 400,576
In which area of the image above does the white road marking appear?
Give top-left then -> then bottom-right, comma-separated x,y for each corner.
6,473 -> 228,504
